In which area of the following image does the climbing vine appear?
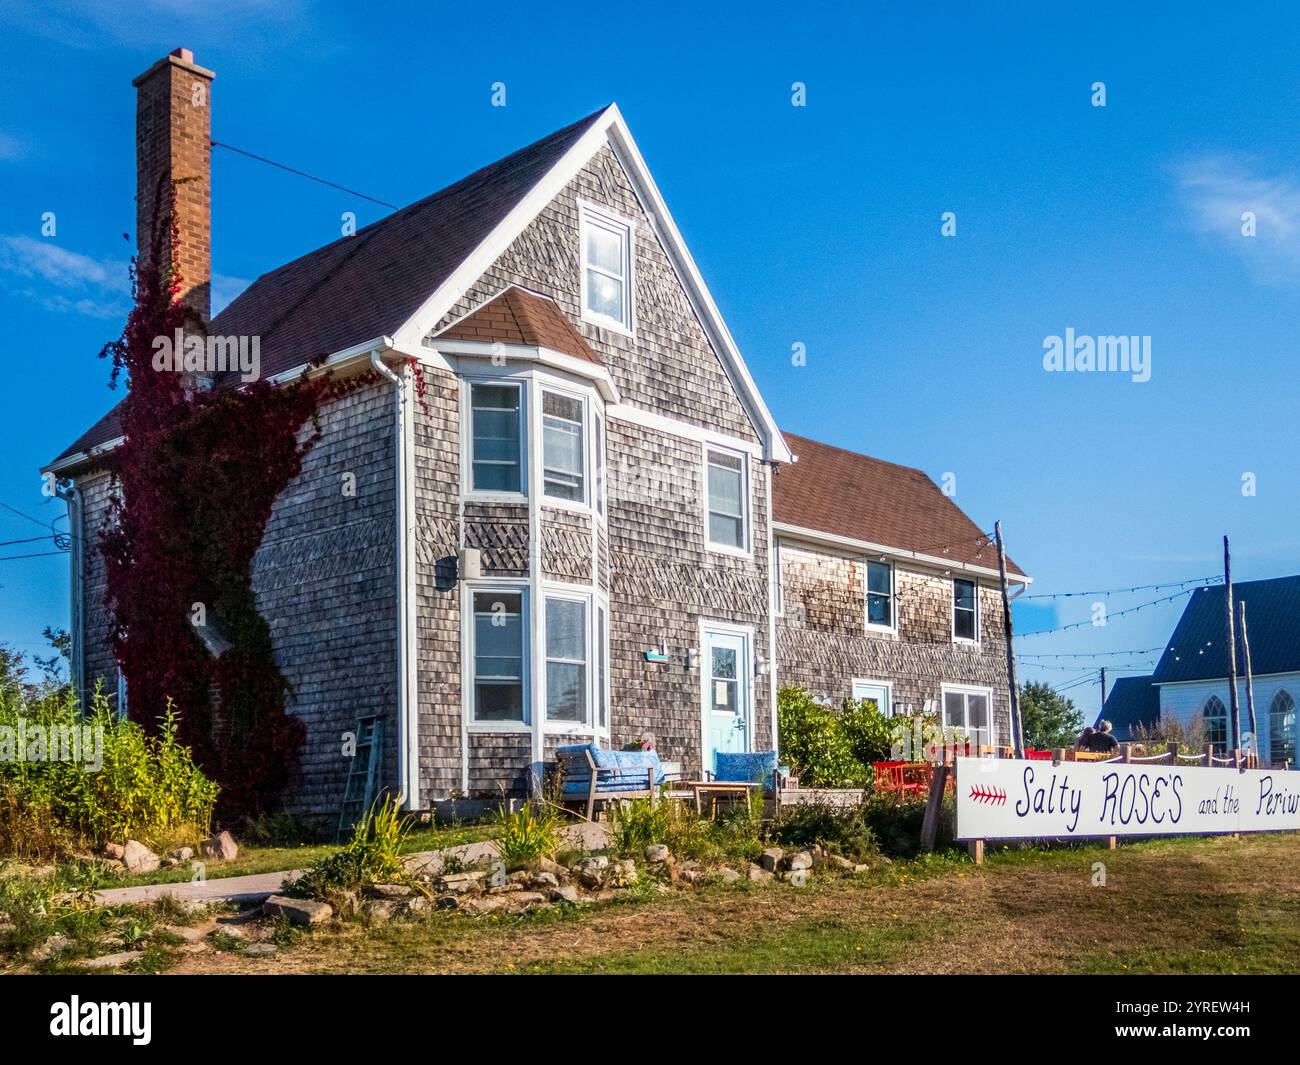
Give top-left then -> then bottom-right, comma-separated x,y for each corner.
97,180 -> 342,818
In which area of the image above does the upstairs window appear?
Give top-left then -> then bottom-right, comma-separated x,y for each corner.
1270,690 -> 1296,766
953,578 -> 978,642
706,447 -> 747,552
580,203 -> 633,331
866,560 -> 893,629
469,382 -> 523,493
542,390 -> 586,503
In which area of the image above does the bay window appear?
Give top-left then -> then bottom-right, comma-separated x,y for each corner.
471,589 -> 526,722
545,596 -> 589,723
469,382 -> 523,493
542,390 -> 586,502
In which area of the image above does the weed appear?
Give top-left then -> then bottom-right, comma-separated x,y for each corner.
493,803 -> 558,869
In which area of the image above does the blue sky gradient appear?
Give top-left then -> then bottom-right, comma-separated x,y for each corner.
1,1 -> 1297,716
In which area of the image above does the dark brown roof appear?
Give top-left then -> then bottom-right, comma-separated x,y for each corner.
437,286 -> 602,365
772,432 -> 1027,579
52,107 -> 611,465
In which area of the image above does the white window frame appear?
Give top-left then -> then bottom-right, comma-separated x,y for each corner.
540,385 -> 591,508
703,443 -> 751,557
461,376 -> 528,501
851,678 -> 894,716
864,558 -> 896,634
941,683 -> 996,748
464,581 -> 531,732
578,200 -> 635,335
952,577 -> 980,645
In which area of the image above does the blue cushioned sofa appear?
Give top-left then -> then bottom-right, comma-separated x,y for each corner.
555,743 -> 665,820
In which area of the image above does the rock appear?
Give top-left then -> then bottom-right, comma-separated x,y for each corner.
507,870 -> 532,886
435,895 -> 459,910
537,856 -> 570,878
528,871 -> 560,890
513,891 -> 547,907
362,899 -> 397,924
244,942 -> 277,956
161,858 -> 179,870
829,854 -> 856,871
365,883 -> 413,900
572,857 -> 609,889
167,846 -> 194,862
459,896 -> 512,916
747,864 -> 774,883
759,847 -> 783,871
33,934 -> 71,961
853,864 -> 873,873
644,844 -> 670,863
434,871 -> 486,896
716,867 -> 741,884
122,840 -> 160,874
102,842 -> 125,861
262,894 -> 333,927
75,950 -> 143,971
163,925 -> 205,944
610,859 -> 637,886
785,851 -> 814,872
200,831 -> 238,862
681,867 -> 704,884
549,885 -> 581,904
403,896 -> 430,916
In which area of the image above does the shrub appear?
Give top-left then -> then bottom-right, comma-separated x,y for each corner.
0,684 -> 218,860
493,802 -> 558,869
839,697 -> 902,768
777,686 -> 868,787
1130,717 -> 1206,756
772,801 -> 878,862
293,794 -> 411,898
863,792 -> 955,858
609,797 -> 673,854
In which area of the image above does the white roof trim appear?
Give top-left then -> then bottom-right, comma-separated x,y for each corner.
388,104 -> 791,465
429,339 -> 621,403
772,521 -> 1033,585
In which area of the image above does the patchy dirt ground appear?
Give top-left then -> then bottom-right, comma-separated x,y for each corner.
161,834 -> 1300,975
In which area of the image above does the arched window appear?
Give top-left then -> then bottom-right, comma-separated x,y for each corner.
1270,690 -> 1296,767
1202,696 -> 1228,749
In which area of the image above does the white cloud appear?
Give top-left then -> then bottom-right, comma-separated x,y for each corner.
1176,155 -> 1300,285
0,235 -> 131,319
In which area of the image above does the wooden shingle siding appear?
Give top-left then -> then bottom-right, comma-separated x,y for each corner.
606,420 -> 771,776
540,507 -> 594,584
412,363 -> 464,800
431,145 -> 758,444
75,469 -> 118,700
463,501 -> 528,576
776,541 -> 1010,738
467,732 -> 531,796
253,379 -> 399,818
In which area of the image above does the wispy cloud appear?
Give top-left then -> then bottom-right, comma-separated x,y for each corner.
212,274 -> 250,315
1176,155 -> 1300,285
0,235 -> 130,319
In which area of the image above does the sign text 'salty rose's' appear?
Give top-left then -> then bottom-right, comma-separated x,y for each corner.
954,757 -> 1300,840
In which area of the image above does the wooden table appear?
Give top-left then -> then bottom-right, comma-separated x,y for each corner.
678,780 -> 763,817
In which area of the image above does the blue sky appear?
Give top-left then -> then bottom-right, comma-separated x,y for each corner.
1,0 -> 1297,715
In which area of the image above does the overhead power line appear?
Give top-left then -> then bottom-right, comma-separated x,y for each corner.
1019,575 -> 1222,601
211,139 -> 399,210
1015,585 -> 1209,638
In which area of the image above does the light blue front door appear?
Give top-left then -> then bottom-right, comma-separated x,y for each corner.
703,630 -> 750,773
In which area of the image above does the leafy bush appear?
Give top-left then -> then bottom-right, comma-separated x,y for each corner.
609,797 -> 673,854
772,801 -> 878,862
493,802 -> 558,869
839,697 -> 902,768
777,686 -> 868,787
0,684 -> 218,860
863,792 -> 955,858
293,794 -> 411,898
1130,717 -> 1206,756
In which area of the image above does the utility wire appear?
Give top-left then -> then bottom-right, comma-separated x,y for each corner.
1015,586 -> 1208,638
211,139 -> 399,210
1020,575 -> 1222,600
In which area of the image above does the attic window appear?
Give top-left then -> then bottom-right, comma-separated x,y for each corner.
579,202 -> 633,332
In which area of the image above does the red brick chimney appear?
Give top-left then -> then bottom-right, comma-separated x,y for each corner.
132,47 -> 215,326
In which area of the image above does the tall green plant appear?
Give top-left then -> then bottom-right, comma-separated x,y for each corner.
493,802 -> 558,868
777,686 -> 868,787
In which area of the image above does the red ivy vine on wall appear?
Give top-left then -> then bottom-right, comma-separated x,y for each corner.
97,181 -> 342,818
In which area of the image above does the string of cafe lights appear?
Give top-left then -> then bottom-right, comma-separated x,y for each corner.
1014,585 -> 1215,638
1018,575 -> 1222,600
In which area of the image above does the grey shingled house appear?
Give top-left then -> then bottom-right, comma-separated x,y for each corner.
46,49 -> 1030,817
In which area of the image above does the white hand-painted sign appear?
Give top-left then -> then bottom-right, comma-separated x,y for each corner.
955,757 -> 1300,840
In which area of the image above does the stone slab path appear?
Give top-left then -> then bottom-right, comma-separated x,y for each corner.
93,821 -> 608,909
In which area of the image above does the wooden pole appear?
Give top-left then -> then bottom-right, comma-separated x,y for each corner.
920,763 -> 949,853
1224,536 -> 1241,754
1240,600 -> 1258,764
1099,666 -> 1107,724
994,521 -> 1023,757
